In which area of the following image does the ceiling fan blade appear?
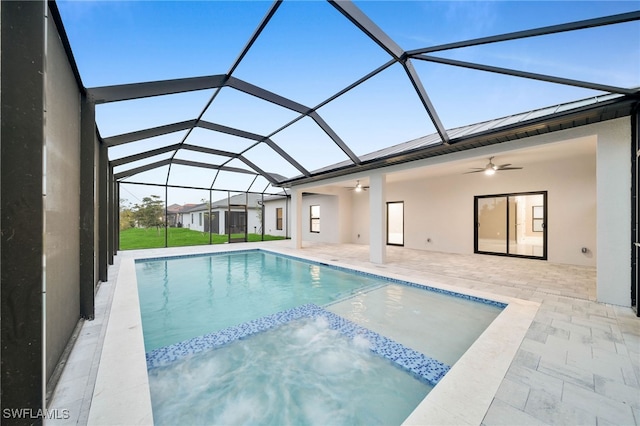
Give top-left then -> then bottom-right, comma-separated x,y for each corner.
463,170 -> 485,174
497,163 -> 512,168
498,167 -> 523,171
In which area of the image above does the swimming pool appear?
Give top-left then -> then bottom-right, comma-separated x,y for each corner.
135,249 -> 505,424
136,250 -> 392,351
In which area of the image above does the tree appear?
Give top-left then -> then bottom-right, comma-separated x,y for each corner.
133,195 -> 164,229
119,198 -> 135,230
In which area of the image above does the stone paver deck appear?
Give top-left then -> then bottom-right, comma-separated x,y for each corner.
283,243 -> 638,426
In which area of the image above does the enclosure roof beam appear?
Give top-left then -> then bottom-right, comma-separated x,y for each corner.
181,144 -> 239,158
327,1 -> 449,148
110,144 -> 182,167
121,180 -> 288,195
238,156 -> 280,185
104,120 -> 197,147
328,0 -> 404,61
197,120 -> 264,141
261,139 -> 311,177
226,0 -> 282,76
225,78 -> 363,167
89,75 -> 227,104
180,145 -> 283,184
308,111 -> 361,164
172,158 -> 257,175
196,121 -> 311,176
115,158 -> 172,180
406,11 -> 640,55
411,54 -> 639,95
226,76 -> 311,114
402,59 -> 450,144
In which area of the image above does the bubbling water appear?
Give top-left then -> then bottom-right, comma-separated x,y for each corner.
148,317 -> 431,425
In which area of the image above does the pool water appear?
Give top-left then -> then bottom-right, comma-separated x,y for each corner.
148,316 -> 432,426
136,251 -> 385,351
328,284 -> 503,366
137,249 -> 505,425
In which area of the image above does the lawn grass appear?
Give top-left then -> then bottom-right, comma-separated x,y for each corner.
119,227 -> 285,250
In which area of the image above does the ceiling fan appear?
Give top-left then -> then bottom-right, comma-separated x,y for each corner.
347,180 -> 369,192
465,157 -> 523,175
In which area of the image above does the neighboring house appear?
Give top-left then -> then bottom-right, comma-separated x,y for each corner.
166,203 -> 195,227
181,193 -> 265,235
166,204 -> 182,227
181,203 -> 209,232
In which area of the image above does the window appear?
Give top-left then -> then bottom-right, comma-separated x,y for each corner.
276,207 -> 283,230
199,212 -> 202,226
191,213 -> 194,224
310,205 -> 320,233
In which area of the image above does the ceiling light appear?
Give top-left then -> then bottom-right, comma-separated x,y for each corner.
484,167 -> 496,176
484,158 -> 497,175
355,181 -> 363,192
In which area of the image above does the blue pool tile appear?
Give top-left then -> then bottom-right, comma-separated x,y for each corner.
146,304 -> 451,386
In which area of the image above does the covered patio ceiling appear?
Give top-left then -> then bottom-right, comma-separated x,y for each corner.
55,1 -> 640,202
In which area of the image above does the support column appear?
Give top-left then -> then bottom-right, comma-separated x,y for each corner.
108,165 -> 114,265
112,171 -> 118,258
597,120 -> 632,306
369,173 -> 387,264
98,141 -> 108,282
291,189 -> 303,249
116,182 -> 121,251
80,95 -> 96,319
632,107 -> 639,315
1,1 -> 46,420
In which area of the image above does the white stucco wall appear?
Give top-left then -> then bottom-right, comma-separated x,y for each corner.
263,198 -> 290,237
185,211 -> 205,232
596,119 -> 631,306
300,193 -> 342,243
291,118 -> 632,306
381,143 -> 597,267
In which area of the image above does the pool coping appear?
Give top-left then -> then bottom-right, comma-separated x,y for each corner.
88,245 -> 539,425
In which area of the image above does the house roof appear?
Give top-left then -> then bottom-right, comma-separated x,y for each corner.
166,203 -> 185,214
180,193 -> 267,212
282,92 -> 638,185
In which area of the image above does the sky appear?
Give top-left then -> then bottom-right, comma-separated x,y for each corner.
56,0 -> 640,206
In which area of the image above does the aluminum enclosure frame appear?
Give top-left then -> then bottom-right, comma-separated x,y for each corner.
81,3 -> 639,195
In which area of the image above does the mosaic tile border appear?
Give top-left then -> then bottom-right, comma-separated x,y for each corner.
146,304 -> 451,386
136,248 -> 507,309
134,248 -> 259,263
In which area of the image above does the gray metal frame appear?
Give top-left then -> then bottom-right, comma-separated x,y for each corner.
1,3 -> 47,417
90,2 -> 638,193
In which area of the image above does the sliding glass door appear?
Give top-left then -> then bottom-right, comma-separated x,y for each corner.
475,191 -> 547,259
